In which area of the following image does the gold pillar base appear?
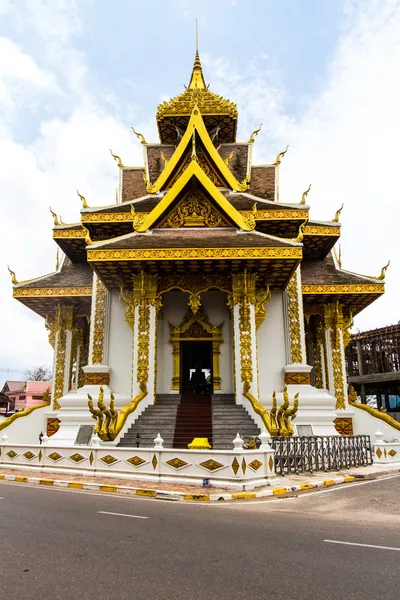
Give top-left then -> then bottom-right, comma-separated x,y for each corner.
284,372 -> 311,385
84,372 -> 110,386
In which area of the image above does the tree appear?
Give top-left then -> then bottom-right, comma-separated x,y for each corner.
24,365 -> 52,381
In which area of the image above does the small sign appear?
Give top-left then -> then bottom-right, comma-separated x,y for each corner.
74,425 -> 95,446
296,425 -> 314,437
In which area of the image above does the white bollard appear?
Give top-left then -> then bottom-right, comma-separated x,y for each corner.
374,429 -> 384,443
258,429 -> 272,450
41,435 -> 49,445
92,434 -> 101,447
233,433 -> 244,450
1,434 -> 8,444
154,432 -> 164,449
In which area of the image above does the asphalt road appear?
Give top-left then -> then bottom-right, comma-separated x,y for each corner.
0,476 -> 399,600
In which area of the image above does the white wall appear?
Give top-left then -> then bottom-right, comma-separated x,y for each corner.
156,290 -> 233,394
257,291 -> 286,401
107,290 -> 132,397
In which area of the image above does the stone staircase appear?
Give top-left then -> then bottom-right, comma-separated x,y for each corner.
212,394 -> 260,449
173,395 -> 212,448
117,395 -> 180,448
117,393 -> 260,449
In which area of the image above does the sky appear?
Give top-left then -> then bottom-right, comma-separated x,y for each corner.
0,0 -> 399,376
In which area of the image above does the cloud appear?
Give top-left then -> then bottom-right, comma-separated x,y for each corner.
204,0 -> 400,331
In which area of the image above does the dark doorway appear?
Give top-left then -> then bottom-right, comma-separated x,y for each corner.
180,341 -> 213,395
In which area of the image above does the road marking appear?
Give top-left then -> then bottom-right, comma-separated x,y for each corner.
324,539 -> 400,552
98,510 -> 148,519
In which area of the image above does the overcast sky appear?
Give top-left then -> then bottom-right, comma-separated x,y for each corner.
0,0 -> 399,378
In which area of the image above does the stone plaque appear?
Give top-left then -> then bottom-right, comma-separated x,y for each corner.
296,425 -> 314,437
74,425 -> 95,446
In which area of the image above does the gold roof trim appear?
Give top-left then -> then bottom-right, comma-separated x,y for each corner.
88,247 -> 303,262
136,160 -> 252,232
304,225 -> 341,236
241,209 -> 309,221
81,213 -> 133,223
13,287 -> 92,298
53,229 -> 86,239
148,108 -> 246,194
302,284 -> 384,295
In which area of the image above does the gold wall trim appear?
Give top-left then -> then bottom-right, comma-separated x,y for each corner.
53,229 -> 85,239
302,284 -> 384,294
88,247 -> 303,262
13,287 -> 92,298
81,213 -> 133,223
287,271 -> 303,363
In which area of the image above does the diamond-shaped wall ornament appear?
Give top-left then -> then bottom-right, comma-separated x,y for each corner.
249,459 -> 262,471
241,457 -> 247,475
69,453 -> 86,463
23,451 -> 35,460
127,456 -> 146,467
7,450 -> 17,459
199,459 -> 224,472
38,449 -> 43,462
268,456 -> 274,471
375,447 -> 382,459
89,452 -> 94,466
48,452 -> 63,461
152,454 -> 158,470
384,449 -> 387,458
100,454 -> 118,465
231,457 -> 239,475
388,449 -> 397,457
166,457 -> 188,470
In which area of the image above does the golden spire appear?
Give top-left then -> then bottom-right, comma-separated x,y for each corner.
131,128 -> 147,145
274,145 -> 289,166
332,203 -> 344,223
188,20 -> 206,90
77,190 -> 89,209
110,149 -> 124,168
300,184 -> 311,205
247,124 -> 262,144
376,260 -> 390,281
82,226 -> 93,246
292,219 -> 308,243
49,207 -> 60,226
7,265 -> 18,285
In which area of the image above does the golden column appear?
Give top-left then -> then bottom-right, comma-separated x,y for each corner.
84,273 -> 111,386
323,302 -> 351,410
50,304 -> 74,411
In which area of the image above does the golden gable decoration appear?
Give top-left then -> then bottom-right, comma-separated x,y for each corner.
158,192 -> 230,229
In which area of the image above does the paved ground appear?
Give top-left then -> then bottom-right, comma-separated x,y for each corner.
1,476 -> 399,600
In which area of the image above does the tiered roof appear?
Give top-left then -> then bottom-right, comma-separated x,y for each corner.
9,46 -> 386,319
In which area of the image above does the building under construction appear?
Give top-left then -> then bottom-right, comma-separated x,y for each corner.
346,323 -> 400,421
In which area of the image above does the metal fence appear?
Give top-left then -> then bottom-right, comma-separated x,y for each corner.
268,435 -> 372,476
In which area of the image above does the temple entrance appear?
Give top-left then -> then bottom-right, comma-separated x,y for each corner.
180,341 -> 213,395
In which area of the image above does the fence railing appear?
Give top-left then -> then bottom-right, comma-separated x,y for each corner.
268,435 -> 372,475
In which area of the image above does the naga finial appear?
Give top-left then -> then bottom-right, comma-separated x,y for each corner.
109,149 -> 124,168
274,145 -> 289,165
224,151 -> 234,166
376,260 -> 390,280
160,151 -> 169,167
332,203 -> 344,223
82,225 -> 93,246
131,127 -> 147,144
300,184 -> 311,205
247,123 -> 262,144
7,265 -> 18,285
49,206 -> 60,226
293,219 -> 308,243
77,189 -> 89,209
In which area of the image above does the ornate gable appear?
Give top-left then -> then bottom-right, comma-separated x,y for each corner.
157,190 -> 232,229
